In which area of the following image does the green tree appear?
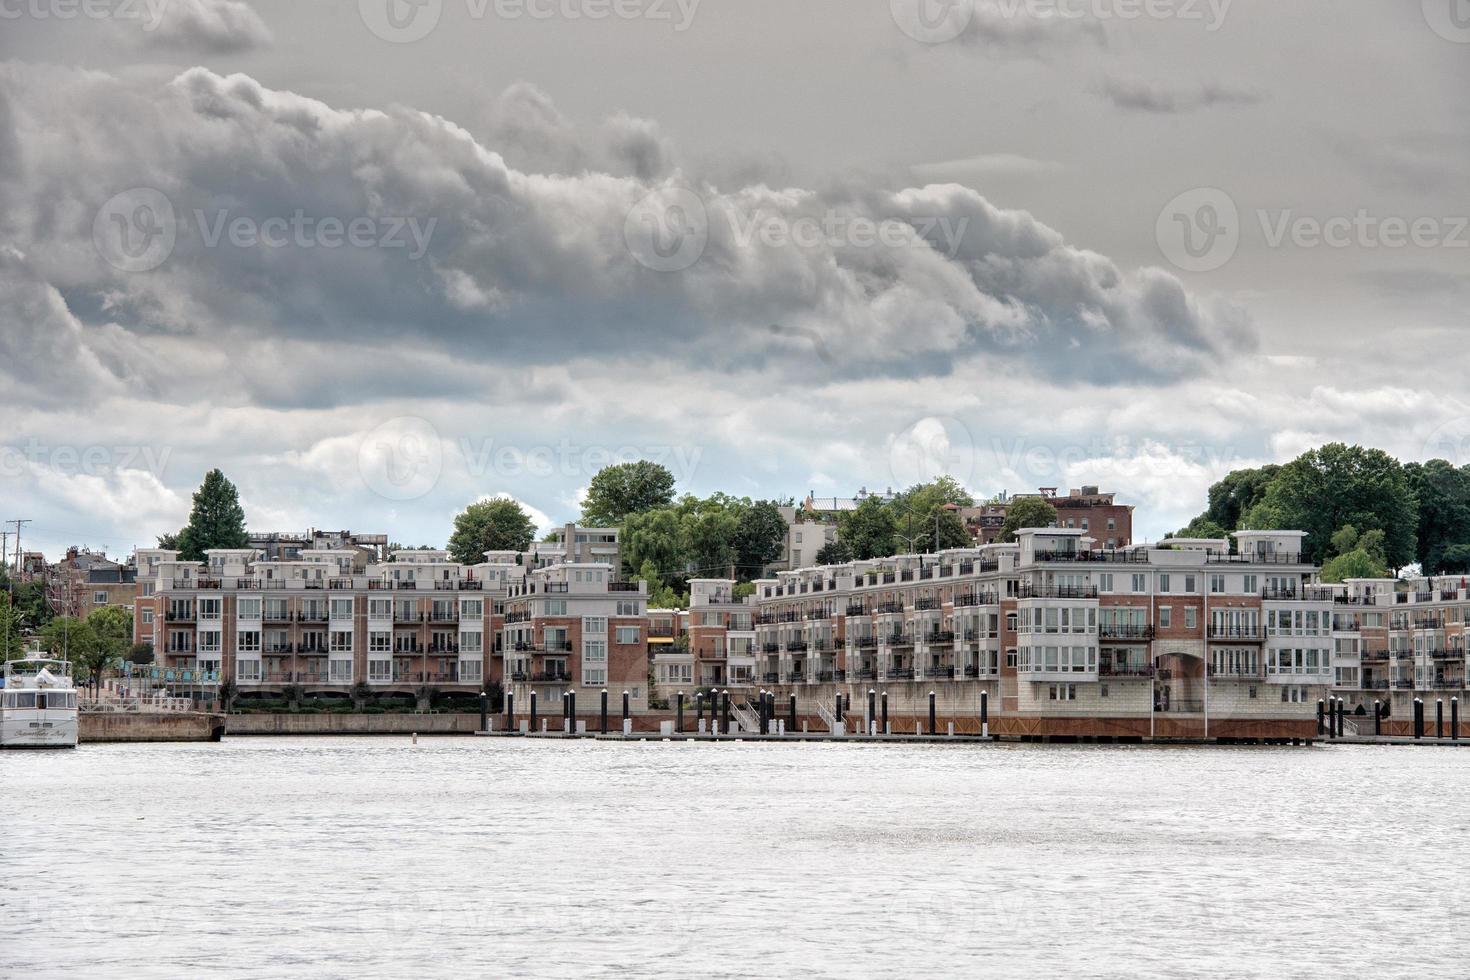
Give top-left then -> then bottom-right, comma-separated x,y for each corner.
1200,465 -> 1281,530
914,507 -> 970,553
1320,549 -> 1389,583
682,502 -> 740,579
447,497 -> 537,564
623,507 -> 689,582
1171,517 -> 1228,539
815,540 -> 854,565
1405,459 -> 1470,573
1440,543 -> 1470,574
634,559 -> 685,609
173,469 -> 249,561
999,496 -> 1060,543
1239,444 -> 1417,568
839,496 -> 897,560
38,616 -> 118,691
0,594 -> 24,660
730,500 -> 788,579
580,460 -> 677,527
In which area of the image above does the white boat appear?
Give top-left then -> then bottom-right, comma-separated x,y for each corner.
1,658 -> 80,748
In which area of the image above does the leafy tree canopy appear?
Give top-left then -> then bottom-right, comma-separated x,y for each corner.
999,496 -> 1059,543
173,469 -> 249,561
580,460 -> 677,527
447,497 -> 537,564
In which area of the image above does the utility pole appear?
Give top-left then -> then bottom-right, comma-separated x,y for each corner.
10,520 -> 31,582
1,530 -> 9,580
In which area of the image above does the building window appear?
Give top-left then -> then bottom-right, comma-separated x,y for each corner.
460,660 -> 483,683
1159,574 -> 1170,594
331,598 -> 354,620
616,600 -> 641,617
236,659 -> 261,682
1185,608 -> 1197,630
1159,607 -> 1172,629
330,630 -> 353,654
199,598 -> 222,620
616,626 -> 641,644
141,609 -> 154,625
1132,574 -> 1145,593
369,631 -> 391,654
584,668 -> 607,686
584,640 -> 607,663
368,660 -> 391,682
544,599 -> 567,616
459,631 -> 483,653
330,659 -> 354,683
583,616 -> 608,634
1209,575 -> 1225,594
237,630 -> 261,654
93,591 -> 109,605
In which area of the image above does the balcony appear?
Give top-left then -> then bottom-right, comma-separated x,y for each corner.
1361,649 -> 1390,662
296,610 -> 328,623
923,666 -> 955,679
430,612 -> 459,624
853,635 -> 878,650
845,604 -> 870,617
875,601 -> 905,615
815,670 -> 846,683
885,667 -> 916,680
1429,649 -> 1464,660
953,592 -> 1000,608
1102,624 -> 1156,641
884,633 -> 914,648
922,630 -> 956,644
763,672 -> 779,683
914,598 -> 941,611
854,668 -> 879,681
531,671 -> 571,683
427,643 -> 461,655
164,610 -> 196,623
1103,663 -> 1157,677
457,580 -> 484,591
1206,664 -> 1261,679
786,640 -> 809,652
608,582 -> 641,593
1205,625 -> 1261,641
786,672 -> 806,684
1018,584 -> 1098,600
1206,553 -> 1303,565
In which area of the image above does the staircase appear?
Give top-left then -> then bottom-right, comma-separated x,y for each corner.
730,700 -> 760,734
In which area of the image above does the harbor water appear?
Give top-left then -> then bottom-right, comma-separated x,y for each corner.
3,738 -> 1465,978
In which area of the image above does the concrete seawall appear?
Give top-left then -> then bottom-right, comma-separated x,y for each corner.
226,712 -> 485,736
81,712 -> 225,743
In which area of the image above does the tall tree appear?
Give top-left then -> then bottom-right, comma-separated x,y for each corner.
999,496 -> 1060,543
1200,465 -> 1281,530
38,617 -> 113,691
915,507 -> 970,553
622,507 -> 689,583
175,469 -> 249,561
731,500 -> 788,579
840,496 -> 897,560
447,497 -> 537,563
580,461 -> 677,527
815,540 -> 854,565
1404,459 -> 1470,573
1239,444 -> 1417,568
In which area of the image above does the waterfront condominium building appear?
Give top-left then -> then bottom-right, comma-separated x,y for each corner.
131,541 -> 648,707
658,528 -> 1332,740
500,561 -> 650,712
1324,574 -> 1470,734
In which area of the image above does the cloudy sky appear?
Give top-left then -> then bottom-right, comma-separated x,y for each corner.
2,0 -> 1467,559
